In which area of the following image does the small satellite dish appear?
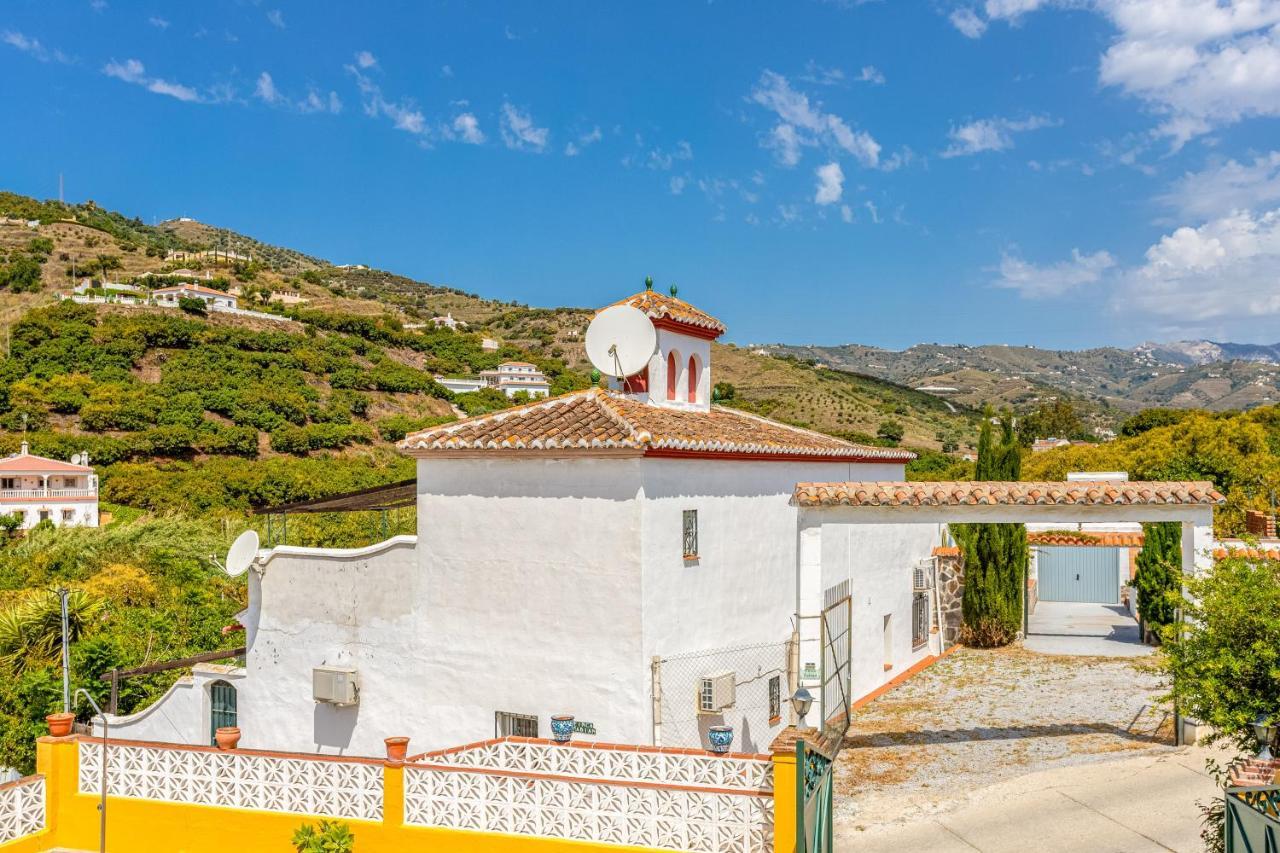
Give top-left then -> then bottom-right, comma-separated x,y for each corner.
223,530 -> 260,578
70,453 -> 82,465
585,305 -> 657,379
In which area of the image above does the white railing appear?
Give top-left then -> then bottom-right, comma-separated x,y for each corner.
405,740 -> 773,852
0,488 -> 96,499
0,775 -> 45,844
78,741 -> 383,821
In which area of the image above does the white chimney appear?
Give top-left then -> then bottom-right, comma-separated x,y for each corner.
19,441 -> 28,456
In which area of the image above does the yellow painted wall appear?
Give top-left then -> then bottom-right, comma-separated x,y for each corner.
3,737 -> 785,853
771,751 -> 797,853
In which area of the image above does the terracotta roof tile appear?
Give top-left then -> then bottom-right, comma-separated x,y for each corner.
793,480 -> 1226,508
1213,546 -> 1280,560
1027,531 -> 1145,547
0,453 -> 92,473
400,388 -> 914,460
605,290 -> 726,335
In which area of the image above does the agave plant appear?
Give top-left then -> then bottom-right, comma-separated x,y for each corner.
0,588 -> 104,676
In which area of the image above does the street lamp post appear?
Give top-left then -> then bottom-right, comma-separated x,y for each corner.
74,689 -> 108,853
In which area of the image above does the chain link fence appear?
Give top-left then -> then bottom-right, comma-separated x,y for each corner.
652,640 -> 792,754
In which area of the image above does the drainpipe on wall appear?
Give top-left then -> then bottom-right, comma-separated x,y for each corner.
650,655 -> 663,747
787,628 -> 800,724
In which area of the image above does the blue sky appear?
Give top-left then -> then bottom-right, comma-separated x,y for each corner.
3,1 -> 1280,349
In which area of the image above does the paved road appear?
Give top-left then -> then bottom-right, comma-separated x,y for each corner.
838,745 -> 1225,852
1025,601 -> 1153,657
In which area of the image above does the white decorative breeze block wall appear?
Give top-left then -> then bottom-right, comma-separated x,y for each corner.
405,741 -> 774,852
0,776 -> 45,843
79,742 -> 383,821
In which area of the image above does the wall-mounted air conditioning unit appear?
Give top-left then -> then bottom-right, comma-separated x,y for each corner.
313,665 -> 359,706
914,563 -> 935,591
697,671 -> 736,713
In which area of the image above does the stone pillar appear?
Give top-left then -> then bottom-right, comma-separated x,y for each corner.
933,547 -> 965,647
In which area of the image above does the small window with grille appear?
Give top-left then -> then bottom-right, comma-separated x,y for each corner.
768,675 -> 781,723
682,509 -> 698,559
495,711 -> 539,738
912,591 -> 929,650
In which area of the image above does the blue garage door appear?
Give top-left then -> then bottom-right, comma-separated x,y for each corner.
1038,547 -> 1121,604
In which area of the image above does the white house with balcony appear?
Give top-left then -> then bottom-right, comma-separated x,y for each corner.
99,288 -> 1221,762
0,442 -> 98,528
151,284 -> 237,310
479,361 -> 551,398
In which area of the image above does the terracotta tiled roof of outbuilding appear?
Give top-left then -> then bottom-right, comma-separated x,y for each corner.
0,453 -> 92,473
1027,531 -> 1145,547
605,290 -> 726,335
792,480 -> 1226,507
399,387 -> 914,461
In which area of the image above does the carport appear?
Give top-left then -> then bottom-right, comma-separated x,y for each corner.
792,479 -> 1224,743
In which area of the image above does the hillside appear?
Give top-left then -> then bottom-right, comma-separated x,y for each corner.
761,341 -> 1280,417
0,191 -> 979,475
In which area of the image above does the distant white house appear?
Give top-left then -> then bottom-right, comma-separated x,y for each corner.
0,442 -> 98,529
268,290 -> 308,306
430,313 -> 467,330
480,362 -> 551,398
480,338 -> 500,352
1031,437 -> 1072,453
151,284 -> 237,310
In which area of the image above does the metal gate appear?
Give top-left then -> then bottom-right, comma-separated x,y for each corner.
1038,546 -> 1121,603
208,680 -> 237,745
820,584 -> 852,733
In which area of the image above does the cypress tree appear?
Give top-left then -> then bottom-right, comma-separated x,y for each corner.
1135,521 -> 1181,634
957,409 -> 1028,646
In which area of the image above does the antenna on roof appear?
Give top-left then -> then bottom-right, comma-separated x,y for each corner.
210,529 -> 260,578
585,305 -> 657,381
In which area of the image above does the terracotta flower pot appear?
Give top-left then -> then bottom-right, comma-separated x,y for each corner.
215,726 -> 241,751
46,712 -> 75,738
384,736 -> 410,763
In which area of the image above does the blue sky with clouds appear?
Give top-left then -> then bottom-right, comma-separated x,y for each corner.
3,1 -> 1280,349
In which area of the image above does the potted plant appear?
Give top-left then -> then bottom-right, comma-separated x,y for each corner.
215,726 -> 241,750
384,736 -> 410,762
46,712 -> 75,737
550,715 -> 574,743
707,725 -> 734,754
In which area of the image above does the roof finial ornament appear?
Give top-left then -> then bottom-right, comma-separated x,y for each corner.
644,276 -> 653,292
669,284 -> 678,297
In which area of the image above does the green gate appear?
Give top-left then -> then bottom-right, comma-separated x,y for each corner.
208,680 -> 237,745
796,739 -> 834,853
1226,784 -> 1280,852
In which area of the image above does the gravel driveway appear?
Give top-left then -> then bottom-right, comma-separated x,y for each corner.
834,645 -> 1174,836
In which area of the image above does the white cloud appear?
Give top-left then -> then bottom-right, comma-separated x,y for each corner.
864,200 -> 881,223
670,176 -> 687,195
499,102 -> 549,152
949,8 -> 988,38
564,126 -> 602,156
814,161 -> 845,205
841,204 -> 854,223
942,114 -> 1057,157
994,247 -> 1116,297
347,65 -> 427,137
749,70 -> 881,168
644,140 -> 693,170
355,50 -> 377,69
1161,152 -> 1280,220
957,1 -> 1280,145
855,65 -> 886,85
103,58 -> 200,102
148,16 -> 169,29
266,9 -> 285,29
440,64 -> 454,78
1114,208 -> 1280,331
776,204 -> 801,224
3,30 -> 71,63
255,71 -> 280,104
451,112 -> 485,144
799,62 -> 845,86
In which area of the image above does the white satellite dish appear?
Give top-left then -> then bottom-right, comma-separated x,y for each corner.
585,305 -> 657,379
70,453 -> 82,465
223,529 -> 260,578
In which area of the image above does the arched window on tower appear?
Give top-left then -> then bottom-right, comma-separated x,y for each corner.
687,355 -> 698,403
666,351 -> 678,401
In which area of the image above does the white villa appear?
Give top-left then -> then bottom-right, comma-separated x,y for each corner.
101,288 -> 1221,761
151,284 -> 237,310
0,442 -> 98,529
479,361 -> 551,397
